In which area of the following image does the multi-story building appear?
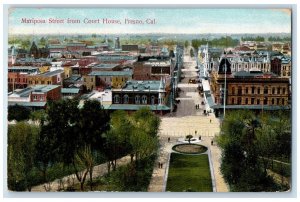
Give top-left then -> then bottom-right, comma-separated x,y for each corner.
271,56 -> 291,77
8,85 -> 61,109
210,58 -> 290,115
110,79 -> 170,114
8,66 -> 39,91
27,69 -> 64,86
83,70 -> 133,90
133,56 -> 173,80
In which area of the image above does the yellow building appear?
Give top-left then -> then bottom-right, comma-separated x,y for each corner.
38,66 -> 50,74
27,70 -> 64,86
83,71 -> 133,91
63,66 -> 73,78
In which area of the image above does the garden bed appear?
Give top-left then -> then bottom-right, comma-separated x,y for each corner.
166,153 -> 212,192
172,143 -> 207,154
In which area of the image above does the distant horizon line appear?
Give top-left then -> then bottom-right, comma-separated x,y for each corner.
9,32 -> 291,36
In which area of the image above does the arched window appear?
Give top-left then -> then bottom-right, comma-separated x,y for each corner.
238,86 -> 242,95
142,95 -> 147,104
272,87 -> 275,94
123,94 -> 129,104
277,87 -> 281,94
151,96 -> 155,105
135,95 -> 140,104
257,87 -> 260,94
264,86 -> 268,94
232,87 -> 235,95
114,95 -> 120,104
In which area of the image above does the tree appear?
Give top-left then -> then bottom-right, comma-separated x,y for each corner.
8,104 -> 31,121
78,99 -> 110,189
20,39 -> 31,50
35,123 -> 59,189
73,145 -> 94,191
190,48 -> 194,57
132,107 -> 161,138
184,40 -> 189,49
169,50 -> 175,58
186,135 -> 193,144
29,109 -> 47,122
39,37 -> 47,47
217,110 -> 286,191
8,122 -> 39,191
45,99 -> 80,165
103,110 -> 133,173
78,99 -> 110,151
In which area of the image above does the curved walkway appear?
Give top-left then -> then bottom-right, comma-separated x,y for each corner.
31,155 -> 131,192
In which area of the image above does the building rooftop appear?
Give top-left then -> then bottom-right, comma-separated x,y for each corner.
88,70 -> 133,77
40,69 -> 64,77
212,104 -> 290,110
108,104 -> 170,111
9,85 -> 60,97
233,71 -> 277,78
32,85 -> 61,93
9,66 -> 39,70
8,101 -> 47,107
93,63 -> 119,69
61,88 -> 80,94
48,45 -> 66,49
67,42 -> 86,47
64,75 -> 82,82
117,80 -> 164,92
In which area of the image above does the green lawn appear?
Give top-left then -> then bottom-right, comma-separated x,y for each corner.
166,153 -> 213,192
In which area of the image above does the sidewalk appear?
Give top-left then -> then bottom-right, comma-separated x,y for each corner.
148,116 -> 229,192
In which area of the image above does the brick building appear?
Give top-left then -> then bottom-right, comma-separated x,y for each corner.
27,69 -> 64,86
110,79 -> 170,114
133,56 -> 173,80
210,60 -> 290,114
8,85 -> 61,109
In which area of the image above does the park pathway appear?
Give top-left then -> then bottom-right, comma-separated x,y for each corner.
31,155 -> 131,192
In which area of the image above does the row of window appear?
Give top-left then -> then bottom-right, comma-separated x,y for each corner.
8,78 -> 28,83
114,94 -> 164,105
84,77 -> 128,83
231,86 -> 287,95
231,63 -> 270,69
33,95 -> 44,101
28,80 -> 52,85
230,97 -> 286,105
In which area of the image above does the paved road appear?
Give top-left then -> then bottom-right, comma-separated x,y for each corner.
148,53 -> 229,192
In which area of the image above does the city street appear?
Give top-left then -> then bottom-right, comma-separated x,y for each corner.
148,51 -> 229,192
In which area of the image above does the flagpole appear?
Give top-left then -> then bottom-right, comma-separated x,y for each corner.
224,51 -> 227,118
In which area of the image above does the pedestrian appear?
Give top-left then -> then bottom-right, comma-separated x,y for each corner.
158,162 -> 161,168
161,163 -> 163,168
211,140 -> 213,146
168,137 -> 170,142
210,119 -> 212,123
199,135 -> 201,140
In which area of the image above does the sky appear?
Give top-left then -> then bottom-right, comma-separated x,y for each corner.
8,7 -> 292,35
